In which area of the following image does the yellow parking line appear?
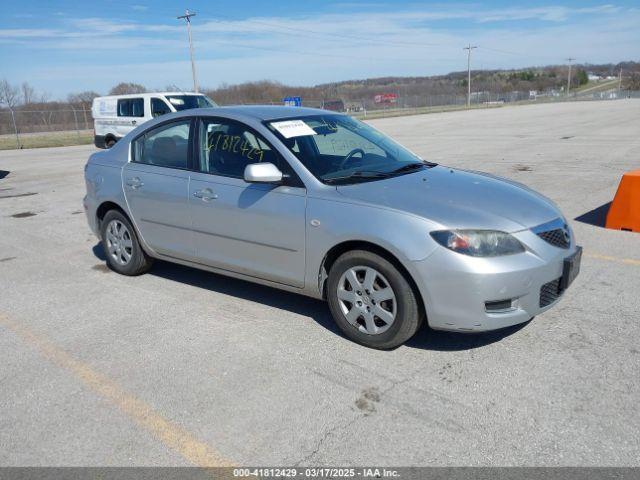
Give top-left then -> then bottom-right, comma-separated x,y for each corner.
0,314 -> 233,467
586,253 -> 640,267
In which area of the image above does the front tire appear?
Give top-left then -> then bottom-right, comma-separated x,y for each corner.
327,250 -> 423,349
100,210 -> 153,276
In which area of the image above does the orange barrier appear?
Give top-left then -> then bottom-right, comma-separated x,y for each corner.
606,169 -> 640,232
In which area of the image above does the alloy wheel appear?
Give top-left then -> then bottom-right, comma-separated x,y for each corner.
337,266 -> 397,335
105,219 -> 133,266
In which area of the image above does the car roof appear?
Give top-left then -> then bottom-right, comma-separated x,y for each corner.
196,105 -> 341,121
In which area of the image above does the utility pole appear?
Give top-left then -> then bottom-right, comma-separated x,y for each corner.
618,68 -> 623,93
565,57 -> 575,96
464,44 -> 477,107
177,9 -> 199,93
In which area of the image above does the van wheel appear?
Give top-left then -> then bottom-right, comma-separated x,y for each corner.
105,137 -> 116,148
100,210 -> 153,276
327,250 -> 422,349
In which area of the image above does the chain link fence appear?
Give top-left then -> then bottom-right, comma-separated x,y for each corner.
1,90 -> 639,149
301,90 -> 640,119
0,108 -> 92,149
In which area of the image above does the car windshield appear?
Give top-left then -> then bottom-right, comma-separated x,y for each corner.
266,115 -> 435,184
165,95 -> 217,111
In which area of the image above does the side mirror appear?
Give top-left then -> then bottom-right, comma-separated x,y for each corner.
244,162 -> 283,183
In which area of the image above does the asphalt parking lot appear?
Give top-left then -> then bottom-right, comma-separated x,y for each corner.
1,100 -> 639,467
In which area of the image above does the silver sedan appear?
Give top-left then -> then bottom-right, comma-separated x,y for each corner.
83,106 -> 581,349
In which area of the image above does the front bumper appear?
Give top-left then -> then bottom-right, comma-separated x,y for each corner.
411,229 -> 580,332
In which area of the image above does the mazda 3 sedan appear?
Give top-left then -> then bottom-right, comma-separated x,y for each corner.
83,106 -> 581,349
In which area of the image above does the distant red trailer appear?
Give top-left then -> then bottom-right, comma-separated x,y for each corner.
374,93 -> 398,104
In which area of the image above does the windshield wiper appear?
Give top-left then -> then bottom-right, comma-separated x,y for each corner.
390,162 -> 431,174
324,162 -> 437,185
324,170 -> 390,184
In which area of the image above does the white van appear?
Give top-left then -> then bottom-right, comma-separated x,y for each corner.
91,92 -> 217,148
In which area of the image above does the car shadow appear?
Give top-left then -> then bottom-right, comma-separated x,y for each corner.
405,321 -> 529,351
92,243 -> 526,352
574,201 -> 611,228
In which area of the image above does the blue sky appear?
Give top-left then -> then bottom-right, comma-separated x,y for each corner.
1,0 -> 639,99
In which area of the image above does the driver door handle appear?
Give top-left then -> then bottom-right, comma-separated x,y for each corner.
193,188 -> 218,201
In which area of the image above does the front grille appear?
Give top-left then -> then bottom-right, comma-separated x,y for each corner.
537,228 -> 570,249
540,278 -> 561,307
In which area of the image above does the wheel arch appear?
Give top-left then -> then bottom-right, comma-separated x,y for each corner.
96,200 -> 129,227
318,240 -> 426,321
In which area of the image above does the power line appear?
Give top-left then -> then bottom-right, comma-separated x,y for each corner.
5,1 -> 570,67
204,12 -> 445,49
209,39 -> 427,63
6,1 -> 598,89
123,2 -> 448,49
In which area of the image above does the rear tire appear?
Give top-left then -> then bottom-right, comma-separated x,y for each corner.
327,250 -> 423,349
105,137 -> 116,148
100,210 -> 153,276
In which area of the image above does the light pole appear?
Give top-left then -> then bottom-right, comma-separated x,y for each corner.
177,9 -> 199,93
464,44 -> 477,107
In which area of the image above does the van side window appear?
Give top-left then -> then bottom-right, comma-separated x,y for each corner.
117,99 -> 128,117
132,120 -> 190,169
131,98 -> 144,117
151,98 -> 171,118
117,98 -> 144,118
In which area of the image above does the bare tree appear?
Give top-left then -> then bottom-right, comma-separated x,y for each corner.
21,82 -> 36,105
37,91 -> 50,104
109,82 -> 146,95
0,78 -> 20,108
0,78 -> 22,147
68,90 -> 100,106
68,90 -> 100,129
623,72 -> 640,91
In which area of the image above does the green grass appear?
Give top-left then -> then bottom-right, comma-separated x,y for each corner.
0,131 -> 93,151
574,79 -> 619,94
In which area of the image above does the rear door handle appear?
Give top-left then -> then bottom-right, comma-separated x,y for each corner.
131,120 -> 137,125
193,188 -> 218,201
126,177 -> 144,189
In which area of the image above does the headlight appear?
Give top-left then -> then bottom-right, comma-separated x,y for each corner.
430,230 -> 525,257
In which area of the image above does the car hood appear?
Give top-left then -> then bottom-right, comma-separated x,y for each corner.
335,166 -> 561,232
